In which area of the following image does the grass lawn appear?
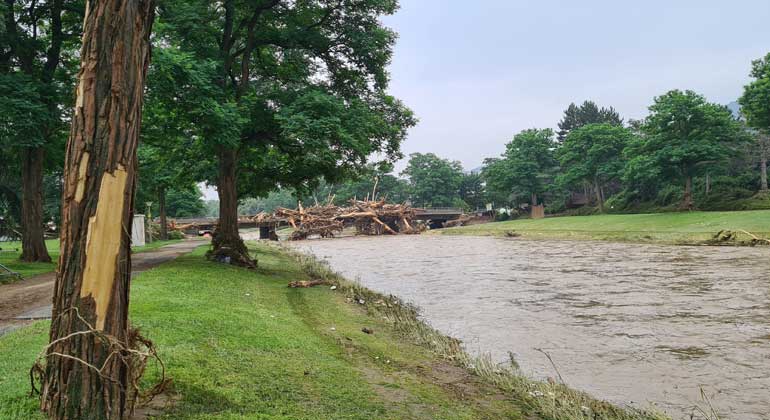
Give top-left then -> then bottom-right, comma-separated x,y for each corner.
442,210 -> 770,244
0,239 -> 182,282
0,239 -> 59,279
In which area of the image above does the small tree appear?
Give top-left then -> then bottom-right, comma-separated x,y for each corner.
558,123 -> 632,212
626,90 -> 746,209
39,1 -> 155,418
483,129 -> 558,207
401,153 -> 464,207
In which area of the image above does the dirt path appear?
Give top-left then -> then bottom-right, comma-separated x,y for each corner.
0,240 -> 206,334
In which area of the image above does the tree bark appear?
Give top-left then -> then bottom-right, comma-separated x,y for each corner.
40,1 -> 155,419
682,175 -> 694,210
761,157 -> 768,192
531,192 -> 537,207
593,178 -> 604,213
20,147 -> 52,262
158,186 -> 168,240
210,146 -> 254,267
705,173 -> 711,195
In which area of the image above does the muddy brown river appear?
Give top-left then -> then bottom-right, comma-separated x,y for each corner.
291,235 -> 770,419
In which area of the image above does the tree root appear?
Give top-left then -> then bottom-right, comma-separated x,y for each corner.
30,307 -> 171,416
207,230 -> 258,269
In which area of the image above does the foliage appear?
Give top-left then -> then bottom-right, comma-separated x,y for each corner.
135,182 -> 206,218
330,164 -> 410,204
482,129 -> 558,206
238,189 -> 297,215
557,100 -> 623,141
623,90 -> 748,208
739,53 -> 770,130
459,172 -> 486,210
401,153 -> 464,207
154,0 -> 416,199
558,124 -> 633,210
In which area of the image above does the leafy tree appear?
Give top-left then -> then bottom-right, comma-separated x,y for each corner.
401,153 -> 464,207
483,129 -> 558,207
156,0 -> 415,266
330,163 -> 409,204
739,53 -> 770,192
624,90 -> 747,209
239,189 -> 297,215
557,100 -> 622,141
558,123 -> 633,212
459,172 -> 486,210
0,0 -> 82,262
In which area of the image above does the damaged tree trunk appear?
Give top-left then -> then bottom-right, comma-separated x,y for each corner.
40,1 -> 155,419
210,146 -> 254,267
158,186 -> 168,240
20,147 -> 52,263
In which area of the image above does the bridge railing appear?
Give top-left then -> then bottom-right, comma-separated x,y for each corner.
413,207 -> 465,215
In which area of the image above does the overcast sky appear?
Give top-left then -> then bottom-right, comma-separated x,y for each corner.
383,0 -> 770,172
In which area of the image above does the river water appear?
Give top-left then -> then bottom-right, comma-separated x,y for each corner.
291,235 -> 770,419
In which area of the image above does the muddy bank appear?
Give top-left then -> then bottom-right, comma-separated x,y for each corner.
292,235 -> 770,419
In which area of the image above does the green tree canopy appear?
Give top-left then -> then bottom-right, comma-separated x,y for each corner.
558,123 -> 633,211
624,90 -> 747,209
154,0 -> 416,263
401,153 -> 464,207
482,129 -> 558,206
739,53 -> 770,130
557,100 -> 622,141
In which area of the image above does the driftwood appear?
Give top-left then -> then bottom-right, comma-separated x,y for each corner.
288,280 -> 331,288
259,199 -> 423,240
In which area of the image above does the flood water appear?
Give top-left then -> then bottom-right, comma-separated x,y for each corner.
291,235 -> 770,419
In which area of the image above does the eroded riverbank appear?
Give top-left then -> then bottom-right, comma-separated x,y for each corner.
292,235 -> 770,419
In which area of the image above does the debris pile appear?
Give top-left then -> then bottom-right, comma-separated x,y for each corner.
261,199 -> 423,240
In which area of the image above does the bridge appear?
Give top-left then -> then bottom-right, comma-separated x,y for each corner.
412,207 -> 465,228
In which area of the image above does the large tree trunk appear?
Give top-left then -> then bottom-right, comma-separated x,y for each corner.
593,178 -> 604,213
682,175 -> 694,210
158,186 -> 168,240
210,146 -> 255,267
20,147 -> 52,263
761,157 -> 768,192
40,1 -> 155,419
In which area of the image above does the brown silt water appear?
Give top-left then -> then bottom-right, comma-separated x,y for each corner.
292,235 -> 770,419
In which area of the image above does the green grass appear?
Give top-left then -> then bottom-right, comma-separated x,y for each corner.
442,210 -> 770,244
133,239 -> 183,253
0,239 -> 182,282
0,244 -> 530,420
0,239 -> 59,279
